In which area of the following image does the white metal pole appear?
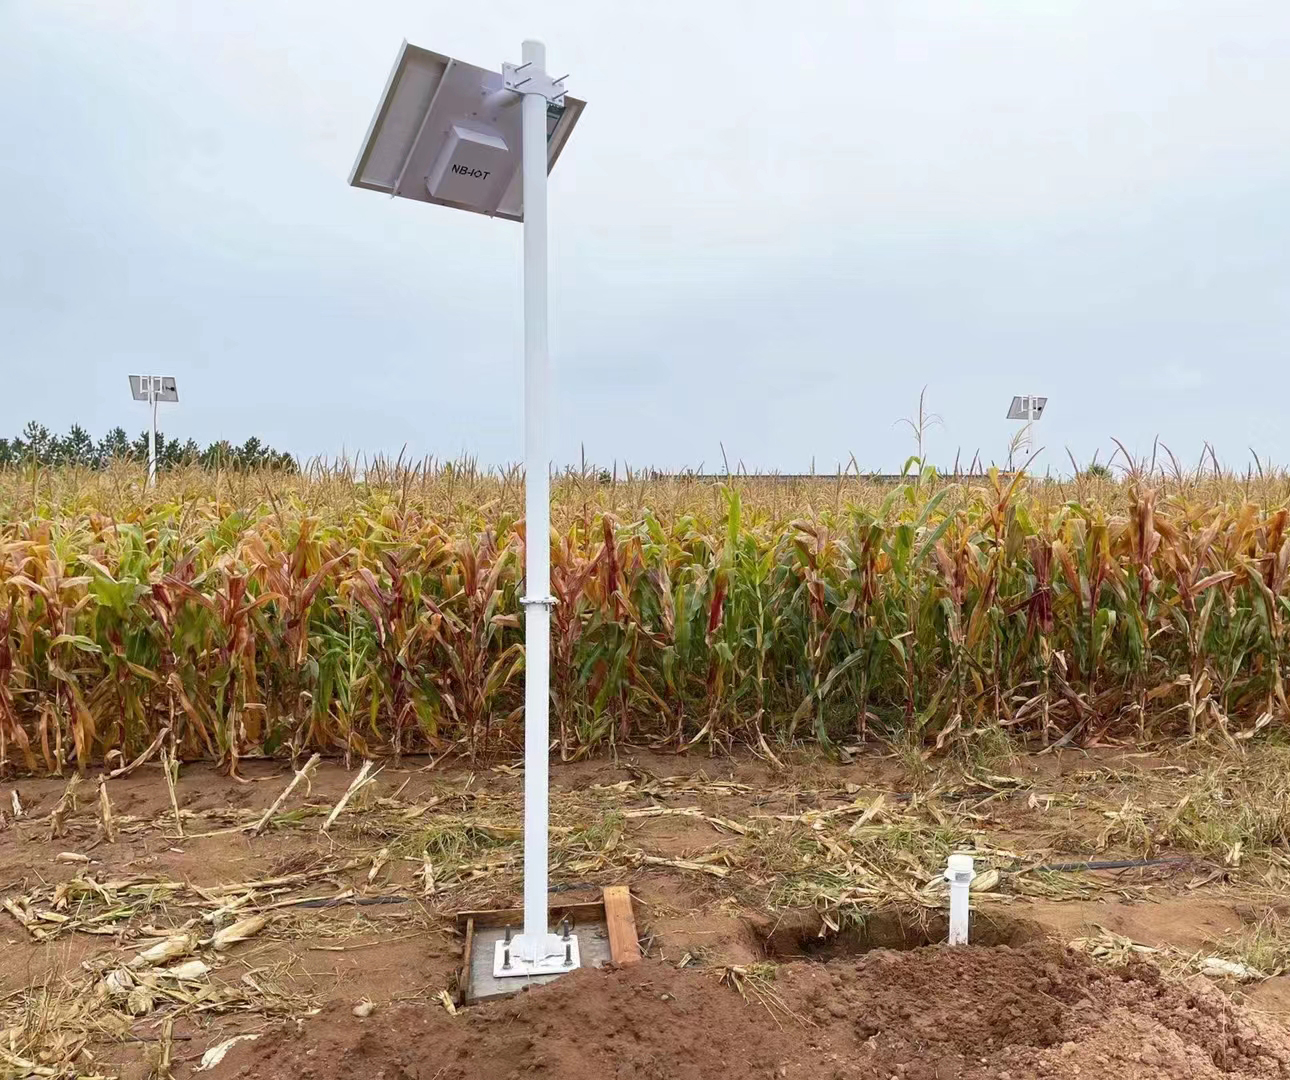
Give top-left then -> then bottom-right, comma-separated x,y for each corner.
1026,395 -> 1035,460
148,380 -> 158,488
519,37 -> 551,963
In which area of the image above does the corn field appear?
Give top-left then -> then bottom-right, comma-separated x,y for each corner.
1,459 -> 1288,773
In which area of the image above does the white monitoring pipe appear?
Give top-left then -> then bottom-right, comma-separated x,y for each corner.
519,36 -> 553,966
945,853 -> 975,945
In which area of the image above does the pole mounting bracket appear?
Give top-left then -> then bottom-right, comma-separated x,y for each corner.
502,61 -> 567,106
520,595 -> 558,609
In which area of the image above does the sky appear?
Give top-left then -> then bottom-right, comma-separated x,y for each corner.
1,1 -> 1287,474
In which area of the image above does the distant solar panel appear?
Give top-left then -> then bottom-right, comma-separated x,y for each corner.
1007,395 -> 1046,420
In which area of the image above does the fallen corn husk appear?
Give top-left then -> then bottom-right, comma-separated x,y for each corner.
196,1034 -> 261,1071
321,760 -> 380,832
130,934 -> 194,969
101,967 -> 135,996
438,989 -> 457,1015
368,848 -> 391,884
975,868 -> 1001,893
126,985 -> 155,1016
417,851 -> 436,897
54,852 -> 91,864
621,805 -> 749,835
211,914 -> 269,951
1200,956 -> 1262,982
98,779 -> 119,843
635,852 -> 730,878
47,777 -> 81,838
152,959 -> 210,980
352,999 -> 376,1018
250,752 -> 321,835
1,897 -> 47,941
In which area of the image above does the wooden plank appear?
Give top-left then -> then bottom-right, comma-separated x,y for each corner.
602,886 -> 640,965
454,899 -> 605,931
457,917 -> 475,1006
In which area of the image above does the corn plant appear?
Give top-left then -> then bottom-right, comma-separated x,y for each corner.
1,459 -> 1289,771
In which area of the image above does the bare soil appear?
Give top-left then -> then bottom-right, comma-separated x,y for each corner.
3,747 -> 1290,1078
217,945 -> 1290,1080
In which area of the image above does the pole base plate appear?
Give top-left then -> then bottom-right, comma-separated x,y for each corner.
493,933 -> 581,979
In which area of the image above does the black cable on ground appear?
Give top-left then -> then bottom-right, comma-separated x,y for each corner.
289,895 -> 411,909
1005,855 -> 1197,874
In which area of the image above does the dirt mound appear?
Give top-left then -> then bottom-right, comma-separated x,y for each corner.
214,944 -> 1290,1080
800,947 -> 1290,1078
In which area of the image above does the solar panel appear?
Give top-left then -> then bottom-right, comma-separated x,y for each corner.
129,375 -> 179,403
349,42 -> 585,223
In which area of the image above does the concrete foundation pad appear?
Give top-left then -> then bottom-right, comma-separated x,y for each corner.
466,918 -> 613,1003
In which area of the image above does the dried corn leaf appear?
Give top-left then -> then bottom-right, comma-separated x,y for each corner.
196,1034 -> 261,1071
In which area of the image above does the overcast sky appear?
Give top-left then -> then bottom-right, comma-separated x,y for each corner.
1,2 -> 1287,473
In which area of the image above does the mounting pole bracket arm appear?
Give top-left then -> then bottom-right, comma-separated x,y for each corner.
502,60 -> 568,106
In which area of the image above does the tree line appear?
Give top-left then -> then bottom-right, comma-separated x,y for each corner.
0,421 -> 296,471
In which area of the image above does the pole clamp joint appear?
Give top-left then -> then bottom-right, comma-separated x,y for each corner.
520,595 -> 558,609
502,62 -> 568,106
